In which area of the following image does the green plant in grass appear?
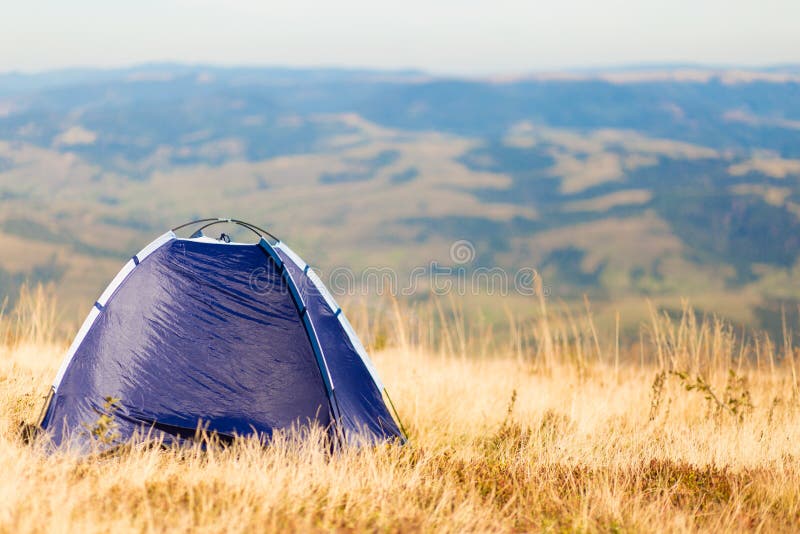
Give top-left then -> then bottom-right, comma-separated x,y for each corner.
82,396 -> 122,446
671,369 -> 753,423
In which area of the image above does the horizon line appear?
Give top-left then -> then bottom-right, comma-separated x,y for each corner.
2,60 -> 799,79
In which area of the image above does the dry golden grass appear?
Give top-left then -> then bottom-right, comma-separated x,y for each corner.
2,287 -> 800,532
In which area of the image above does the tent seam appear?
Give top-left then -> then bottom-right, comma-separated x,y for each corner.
257,238 -> 344,443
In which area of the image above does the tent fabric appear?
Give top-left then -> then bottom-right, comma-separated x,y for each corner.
52,231 -> 176,390
39,230 -> 403,451
273,243 -> 402,443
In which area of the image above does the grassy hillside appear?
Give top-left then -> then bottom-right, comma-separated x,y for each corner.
2,287 -> 800,532
2,65 -> 800,331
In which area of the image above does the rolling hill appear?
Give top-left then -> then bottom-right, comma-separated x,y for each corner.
2,64 -> 800,333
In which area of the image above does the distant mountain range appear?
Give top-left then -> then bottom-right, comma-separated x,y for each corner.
2,64 -> 800,333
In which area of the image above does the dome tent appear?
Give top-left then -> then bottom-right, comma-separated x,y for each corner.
38,218 -> 405,452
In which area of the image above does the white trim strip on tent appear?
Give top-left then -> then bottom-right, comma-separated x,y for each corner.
96,260 -> 135,307
337,312 -> 385,391
51,231 -> 176,390
307,268 -> 340,314
97,231 -> 175,307
52,307 -> 100,389
274,242 -> 307,271
137,231 -> 176,261
275,242 -> 386,391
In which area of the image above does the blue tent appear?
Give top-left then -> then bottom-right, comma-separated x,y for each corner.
38,219 -> 405,451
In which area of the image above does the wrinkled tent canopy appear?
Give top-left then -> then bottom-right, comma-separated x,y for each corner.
38,219 -> 404,452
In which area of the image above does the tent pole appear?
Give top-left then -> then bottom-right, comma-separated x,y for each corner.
383,388 -> 409,442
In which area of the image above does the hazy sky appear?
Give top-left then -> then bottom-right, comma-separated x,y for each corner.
2,0 -> 799,75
